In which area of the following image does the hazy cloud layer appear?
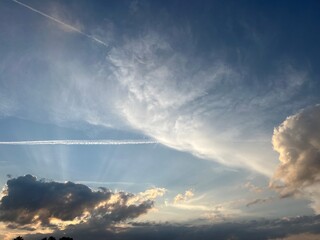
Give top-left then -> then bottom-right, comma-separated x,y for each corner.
271,105 -> 320,213
24,215 -> 320,240
0,175 -> 157,230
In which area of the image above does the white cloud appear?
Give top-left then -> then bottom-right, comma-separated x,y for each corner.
127,187 -> 167,205
0,19 -> 308,176
107,32 -> 284,175
174,190 -> 194,204
0,139 -> 157,145
271,105 -> 320,213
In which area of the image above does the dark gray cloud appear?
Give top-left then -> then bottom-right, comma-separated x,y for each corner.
23,215 -> 320,240
246,197 -> 274,207
271,105 -> 320,212
0,175 -> 153,229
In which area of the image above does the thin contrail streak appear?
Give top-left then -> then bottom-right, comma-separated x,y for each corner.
0,140 -> 158,145
11,0 -> 108,47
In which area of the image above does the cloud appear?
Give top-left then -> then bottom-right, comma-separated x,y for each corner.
0,1 -> 311,176
11,0 -> 108,47
107,31 -> 290,176
127,188 -> 166,205
271,105 -> 320,213
174,190 -> 194,204
0,139 -> 157,145
243,182 -> 263,193
246,197 -> 274,207
0,175 -> 158,231
23,215 -> 320,240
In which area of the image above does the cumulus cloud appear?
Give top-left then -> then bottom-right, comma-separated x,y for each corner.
174,190 -> 194,204
127,187 -> 166,205
0,175 -> 158,231
271,105 -> 320,213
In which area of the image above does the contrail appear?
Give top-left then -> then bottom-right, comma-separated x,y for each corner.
11,0 -> 108,47
0,140 -> 158,145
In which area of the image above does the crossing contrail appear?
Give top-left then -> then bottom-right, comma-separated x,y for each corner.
0,140 -> 158,145
11,0 -> 108,47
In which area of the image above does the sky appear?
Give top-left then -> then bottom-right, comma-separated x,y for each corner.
0,0 -> 320,239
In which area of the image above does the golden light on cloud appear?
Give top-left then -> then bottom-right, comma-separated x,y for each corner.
174,190 -> 194,204
271,105 -> 320,213
127,187 -> 167,205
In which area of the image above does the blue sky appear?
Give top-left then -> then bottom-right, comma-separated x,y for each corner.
0,0 -> 320,239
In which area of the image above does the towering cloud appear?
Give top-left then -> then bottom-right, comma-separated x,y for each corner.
0,175 -> 157,231
271,105 -> 320,212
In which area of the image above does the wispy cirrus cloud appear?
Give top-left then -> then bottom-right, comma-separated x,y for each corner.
107,31 -> 309,176
0,139 -> 157,145
0,27 -> 307,176
11,0 -> 108,47
0,0 -> 313,178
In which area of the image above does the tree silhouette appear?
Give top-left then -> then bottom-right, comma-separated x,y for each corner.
13,236 -> 73,240
13,237 -> 24,240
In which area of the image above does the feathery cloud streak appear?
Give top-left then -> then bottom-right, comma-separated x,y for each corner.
2,1 -> 313,176
0,139 -> 157,145
107,32 -> 300,175
11,0 -> 108,47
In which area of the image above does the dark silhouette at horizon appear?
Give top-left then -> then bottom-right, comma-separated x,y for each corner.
13,236 -> 73,240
